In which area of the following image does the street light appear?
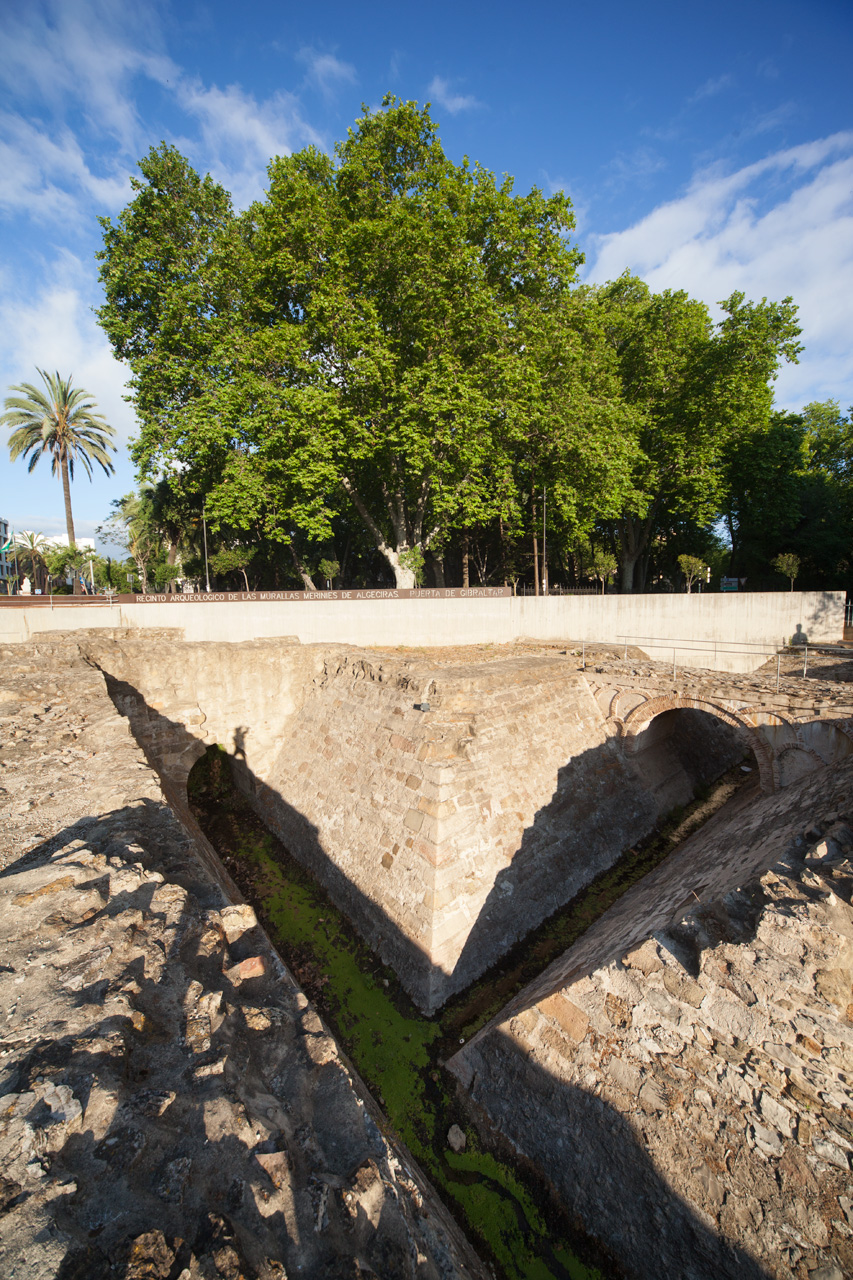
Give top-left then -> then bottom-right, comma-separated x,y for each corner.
542,488 -> 548,596
202,503 -> 211,593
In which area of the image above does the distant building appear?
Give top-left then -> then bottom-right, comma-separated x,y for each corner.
32,533 -> 96,552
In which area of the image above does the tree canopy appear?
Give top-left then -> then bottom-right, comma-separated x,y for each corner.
97,100 -> 847,596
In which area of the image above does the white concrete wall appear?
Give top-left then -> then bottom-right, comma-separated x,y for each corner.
0,590 -> 844,673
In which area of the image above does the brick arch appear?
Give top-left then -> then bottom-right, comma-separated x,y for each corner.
619,693 -> 776,793
772,740 -> 827,790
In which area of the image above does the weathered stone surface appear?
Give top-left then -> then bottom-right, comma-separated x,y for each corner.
450,756 -> 853,1280
77,632 -> 847,1012
447,1125 -> 466,1153
0,636 -> 485,1280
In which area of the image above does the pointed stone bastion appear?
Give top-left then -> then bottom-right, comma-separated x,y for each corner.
79,632 -> 853,1013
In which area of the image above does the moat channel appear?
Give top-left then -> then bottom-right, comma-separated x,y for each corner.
187,744 -> 755,1280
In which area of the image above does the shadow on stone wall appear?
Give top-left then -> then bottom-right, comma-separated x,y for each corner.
93,676 -> 442,1016
0,806 -> 450,1280
447,708 -> 750,1002
97,670 -> 768,1016
462,1029 -> 773,1280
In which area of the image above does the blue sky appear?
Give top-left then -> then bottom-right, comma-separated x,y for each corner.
1,0 -> 852,546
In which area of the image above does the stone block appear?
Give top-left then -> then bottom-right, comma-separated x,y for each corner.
624,940 -> 663,975
607,1056 -> 641,1096
225,955 -> 267,984
404,808 -> 424,833
538,993 -> 589,1042
219,903 -> 258,944
662,968 -> 704,1008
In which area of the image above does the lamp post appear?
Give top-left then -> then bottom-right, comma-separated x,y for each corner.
542,488 -> 548,596
202,503 -> 211,593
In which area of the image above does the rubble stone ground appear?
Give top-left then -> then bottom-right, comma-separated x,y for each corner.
0,637 -> 486,1280
2,629 -> 852,1280
451,754 -> 853,1280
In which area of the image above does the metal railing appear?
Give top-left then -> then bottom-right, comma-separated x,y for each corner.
574,634 -> 853,689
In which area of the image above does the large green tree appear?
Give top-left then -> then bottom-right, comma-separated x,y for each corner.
2,369 -> 116,547
721,400 -> 853,587
99,101 -> 635,588
591,276 -> 802,592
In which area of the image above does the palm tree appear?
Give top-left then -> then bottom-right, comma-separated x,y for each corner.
14,531 -> 48,593
2,369 -> 116,547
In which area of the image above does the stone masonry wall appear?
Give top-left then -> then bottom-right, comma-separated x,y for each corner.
85,635 -> 748,1011
82,635 -> 800,1012
449,757 -> 853,1280
0,635 -> 485,1280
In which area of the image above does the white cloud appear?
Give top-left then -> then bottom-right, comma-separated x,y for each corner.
0,113 -> 132,225
174,80 -> 323,208
0,0 -> 174,154
427,76 -> 481,116
688,73 -> 734,105
297,47 -> 357,99
0,0 -> 330,220
585,133 -> 853,408
604,146 -> 667,191
740,101 -> 798,139
0,251 -> 136,446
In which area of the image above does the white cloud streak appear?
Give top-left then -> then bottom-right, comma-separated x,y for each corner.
297,48 -> 357,99
427,76 -> 481,115
174,80 -> 323,207
585,133 -> 853,407
688,73 -> 734,105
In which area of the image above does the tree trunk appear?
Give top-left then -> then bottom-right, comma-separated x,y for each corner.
288,543 -> 316,591
461,534 -> 470,588
427,551 -> 446,587
339,475 -> 416,588
637,552 -> 650,593
384,547 -> 416,589
620,551 -> 638,594
532,492 -> 539,595
60,452 -> 76,548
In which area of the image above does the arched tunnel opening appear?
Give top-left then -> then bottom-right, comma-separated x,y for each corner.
624,705 -> 760,817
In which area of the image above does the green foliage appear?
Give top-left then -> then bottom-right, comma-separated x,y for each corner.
97,143 -> 234,442
591,276 -> 802,591
772,552 -> 800,589
13,532 -> 48,590
98,101 -> 634,589
721,401 -> 853,589
397,546 -> 425,586
96,112 -> 840,595
588,547 -> 617,593
208,545 -> 255,588
677,554 -> 708,592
